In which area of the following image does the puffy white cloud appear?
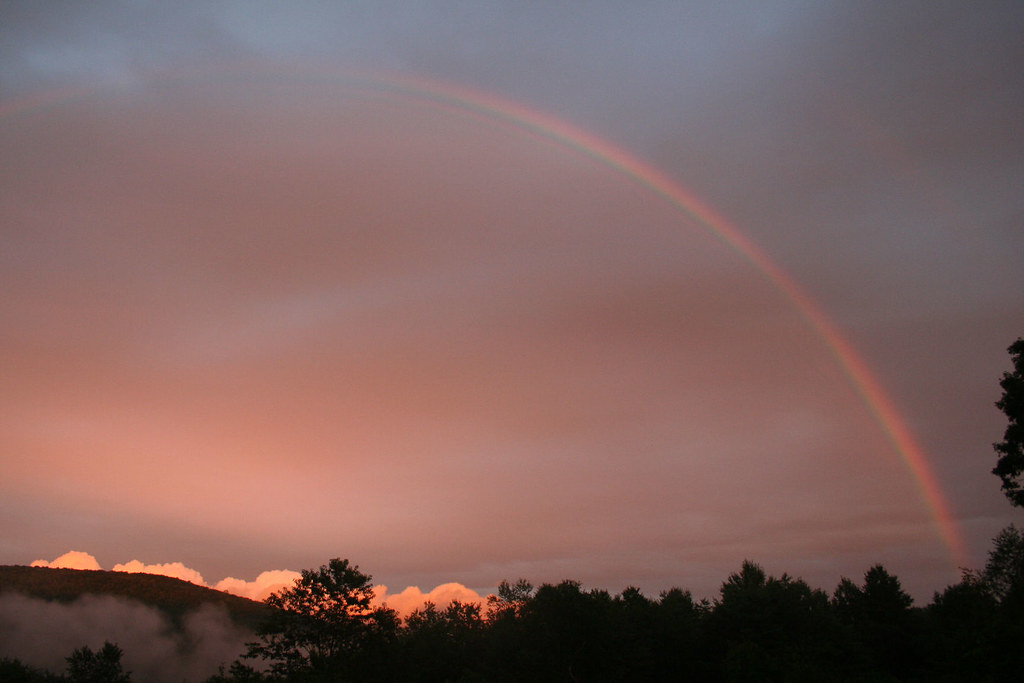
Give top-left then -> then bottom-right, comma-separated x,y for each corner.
215,570 -> 301,602
111,559 -> 206,585
30,550 -> 101,571
26,550 -> 488,617
373,582 -> 485,617
30,552 -> 208,587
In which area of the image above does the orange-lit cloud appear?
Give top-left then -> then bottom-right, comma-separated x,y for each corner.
373,582 -> 486,617
112,560 -> 207,586
30,551 -> 101,571
28,551 -> 480,616
32,552 -> 208,586
214,570 -> 302,602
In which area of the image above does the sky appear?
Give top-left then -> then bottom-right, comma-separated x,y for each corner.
1,1 -> 1022,604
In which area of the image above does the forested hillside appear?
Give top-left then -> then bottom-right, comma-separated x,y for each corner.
0,565 -> 270,629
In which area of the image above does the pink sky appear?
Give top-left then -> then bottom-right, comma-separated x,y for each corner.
2,3 -> 1022,603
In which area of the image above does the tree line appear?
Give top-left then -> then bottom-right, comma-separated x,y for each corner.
2,537 -> 1021,682
210,539 -> 1022,683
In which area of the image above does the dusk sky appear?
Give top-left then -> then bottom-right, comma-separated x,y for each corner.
2,2 -> 1022,604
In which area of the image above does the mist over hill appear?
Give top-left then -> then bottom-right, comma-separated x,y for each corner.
0,566 -> 267,682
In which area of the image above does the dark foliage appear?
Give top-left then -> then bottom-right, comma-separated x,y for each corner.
927,524 -> 1024,681
830,564 -> 919,680
0,657 -> 63,682
239,558 -> 399,681
993,338 -> 1024,507
0,642 -> 132,683
707,561 -> 838,682
393,600 -> 486,681
65,642 -> 131,683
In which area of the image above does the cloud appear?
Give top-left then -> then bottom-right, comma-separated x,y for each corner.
111,559 -> 206,586
215,570 -> 486,615
374,582 -> 486,617
27,550 -> 481,616
32,552 -> 209,587
30,550 -> 101,571
214,570 -> 302,602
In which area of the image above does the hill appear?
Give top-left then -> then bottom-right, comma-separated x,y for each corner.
0,565 -> 272,630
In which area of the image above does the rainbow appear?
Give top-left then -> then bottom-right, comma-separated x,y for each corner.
0,66 -> 968,568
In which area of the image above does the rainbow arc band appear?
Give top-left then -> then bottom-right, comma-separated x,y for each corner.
0,65 -> 967,569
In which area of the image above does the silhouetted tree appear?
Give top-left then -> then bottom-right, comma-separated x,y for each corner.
486,578 -> 534,620
65,641 -> 131,683
832,565 -> 919,680
976,525 -> 1024,603
709,561 -> 836,682
987,527 -> 1024,680
926,572 -> 1000,681
241,558 -> 398,681
477,578 -> 534,679
0,658 -> 61,682
925,525 -> 1024,681
204,660 -> 268,683
611,586 -> 659,679
655,587 -> 710,680
397,600 -> 486,681
514,580 -> 623,681
993,337 -> 1024,507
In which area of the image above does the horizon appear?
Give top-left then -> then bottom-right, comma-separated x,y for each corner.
14,542 -> 1001,611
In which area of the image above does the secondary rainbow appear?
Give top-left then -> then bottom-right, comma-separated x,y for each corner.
0,67 -> 968,569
